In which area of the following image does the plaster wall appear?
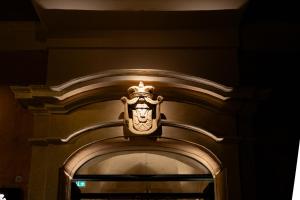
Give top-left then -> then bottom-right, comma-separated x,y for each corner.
0,87 -> 32,197
47,48 -> 238,86
28,99 -> 240,200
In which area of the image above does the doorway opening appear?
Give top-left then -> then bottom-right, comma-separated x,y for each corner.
71,152 -> 215,200
60,138 -> 224,200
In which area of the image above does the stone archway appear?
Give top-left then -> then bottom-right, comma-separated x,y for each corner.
60,137 -> 227,200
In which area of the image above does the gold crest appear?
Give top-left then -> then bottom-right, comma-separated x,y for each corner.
121,82 -> 163,135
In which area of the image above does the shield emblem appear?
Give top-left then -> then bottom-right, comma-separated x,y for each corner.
121,82 -> 163,135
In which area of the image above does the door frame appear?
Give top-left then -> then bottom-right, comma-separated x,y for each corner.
59,137 -> 227,200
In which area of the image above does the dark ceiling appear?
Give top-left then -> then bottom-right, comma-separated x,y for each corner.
1,0 -> 299,23
243,0 -> 300,23
0,0 -> 39,20
0,0 -> 298,86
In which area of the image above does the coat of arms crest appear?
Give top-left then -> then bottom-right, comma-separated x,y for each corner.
121,81 -> 163,135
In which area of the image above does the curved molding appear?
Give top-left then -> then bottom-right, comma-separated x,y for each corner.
28,119 -> 223,145
61,120 -> 123,143
63,137 -> 222,177
51,69 -> 233,92
54,78 -> 229,101
161,120 -> 224,142
11,69 -> 234,113
61,137 -> 226,199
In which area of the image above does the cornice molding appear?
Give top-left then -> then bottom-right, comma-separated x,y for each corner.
11,69 -> 235,114
50,69 -> 233,92
28,119 -> 224,146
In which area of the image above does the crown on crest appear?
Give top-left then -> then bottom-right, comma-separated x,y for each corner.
128,81 -> 154,98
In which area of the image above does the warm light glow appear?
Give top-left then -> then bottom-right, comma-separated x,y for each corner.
64,137 -> 222,177
36,0 -> 248,11
60,120 -> 123,143
57,120 -> 223,144
53,75 -> 232,101
54,80 -> 230,101
50,69 -> 233,92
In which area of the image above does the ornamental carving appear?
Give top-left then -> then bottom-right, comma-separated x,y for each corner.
121,82 -> 163,135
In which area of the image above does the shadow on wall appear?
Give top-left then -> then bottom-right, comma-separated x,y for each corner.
0,86 -> 33,198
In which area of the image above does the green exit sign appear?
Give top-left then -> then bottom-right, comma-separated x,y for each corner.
75,181 -> 86,188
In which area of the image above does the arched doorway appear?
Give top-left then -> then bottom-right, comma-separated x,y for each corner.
60,137 -> 226,200
12,70 -> 236,200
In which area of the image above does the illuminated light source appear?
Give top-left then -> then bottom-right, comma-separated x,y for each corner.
75,181 -> 86,188
0,194 -> 6,200
36,0 -> 248,11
